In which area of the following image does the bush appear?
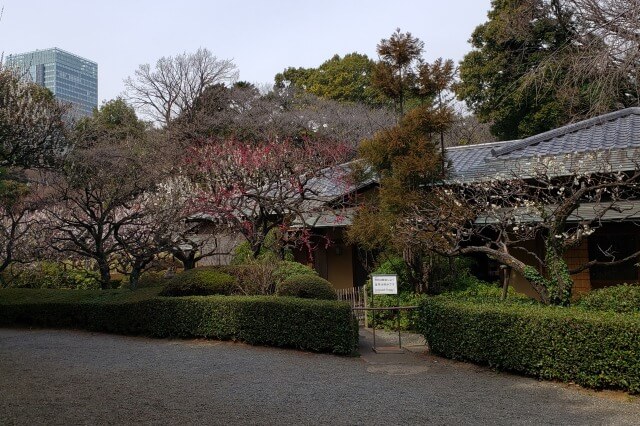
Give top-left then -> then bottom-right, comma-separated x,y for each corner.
131,271 -> 168,289
442,281 -> 534,304
370,256 -> 413,293
0,288 -> 358,355
577,283 -> 640,314
219,263 -> 277,295
3,262 -> 100,290
369,255 -> 480,294
277,274 -> 337,300
367,292 -> 422,331
160,268 -> 236,297
419,296 -> 640,393
272,261 -> 317,285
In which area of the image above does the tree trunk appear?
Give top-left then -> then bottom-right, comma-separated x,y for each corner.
544,245 -> 573,306
129,268 -> 141,291
182,255 -> 196,270
174,250 -> 197,270
459,246 -> 551,304
97,261 -> 111,290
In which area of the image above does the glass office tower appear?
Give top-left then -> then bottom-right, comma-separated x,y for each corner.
5,48 -> 98,117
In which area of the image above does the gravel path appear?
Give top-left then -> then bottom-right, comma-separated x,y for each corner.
1,327 -> 639,425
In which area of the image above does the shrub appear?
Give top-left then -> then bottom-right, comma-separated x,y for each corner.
576,283 -> 640,314
442,281 -> 534,304
370,256 -> 413,292
367,292 -> 422,331
131,271 -> 168,289
277,274 -> 337,300
419,296 -> 640,393
220,262 -> 277,295
3,262 -> 100,290
160,268 -> 236,297
369,255 -> 480,294
0,288 -> 358,355
272,261 -> 317,285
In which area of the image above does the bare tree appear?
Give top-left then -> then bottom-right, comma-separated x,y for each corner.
445,112 -> 496,147
525,0 -> 640,118
0,179 -> 43,286
168,85 -> 395,149
124,48 -> 239,126
40,140 -> 162,288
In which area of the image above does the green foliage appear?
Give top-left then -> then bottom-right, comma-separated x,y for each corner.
350,106 -> 448,262
75,98 -> 147,144
129,271 -> 168,289
419,296 -> 640,393
577,284 -> 640,314
230,241 -> 255,265
230,230 -> 293,265
272,260 -> 317,286
369,256 -> 413,292
368,292 -> 423,331
522,245 -> 574,305
277,274 -> 337,300
366,259 -> 500,331
441,281 -> 534,304
0,288 -> 358,355
275,53 -> 385,106
372,29 -> 424,116
160,267 -> 236,297
3,262 -> 100,290
455,0 -> 597,140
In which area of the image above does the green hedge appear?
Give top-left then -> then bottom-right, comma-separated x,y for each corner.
160,268 -> 236,297
0,289 -> 358,355
418,296 -> 640,393
577,283 -> 640,314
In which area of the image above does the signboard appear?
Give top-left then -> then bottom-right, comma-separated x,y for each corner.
372,274 -> 398,295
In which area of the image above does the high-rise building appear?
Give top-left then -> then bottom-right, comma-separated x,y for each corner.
5,48 -> 98,117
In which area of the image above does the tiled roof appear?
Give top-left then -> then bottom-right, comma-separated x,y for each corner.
301,160 -> 376,212
446,107 -> 640,182
476,201 -> 640,224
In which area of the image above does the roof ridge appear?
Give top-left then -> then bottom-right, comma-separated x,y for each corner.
490,107 -> 640,157
445,140 -> 510,151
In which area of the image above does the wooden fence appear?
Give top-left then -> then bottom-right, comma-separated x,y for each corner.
336,286 -> 367,324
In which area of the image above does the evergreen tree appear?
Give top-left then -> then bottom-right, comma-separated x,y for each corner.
456,0 -> 576,140
275,53 -> 384,106
372,28 -> 424,117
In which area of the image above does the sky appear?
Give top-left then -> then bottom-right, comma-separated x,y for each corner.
0,0 -> 492,104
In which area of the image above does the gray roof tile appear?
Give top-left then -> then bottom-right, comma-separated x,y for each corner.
446,107 -> 640,182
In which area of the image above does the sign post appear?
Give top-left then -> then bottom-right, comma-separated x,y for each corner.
371,274 -> 403,353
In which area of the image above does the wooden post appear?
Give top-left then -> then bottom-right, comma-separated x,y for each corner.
500,265 -> 510,300
363,285 -> 369,328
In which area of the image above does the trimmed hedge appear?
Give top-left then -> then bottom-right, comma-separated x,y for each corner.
160,268 -> 236,296
0,288 -> 358,355
277,274 -> 337,300
419,296 -> 640,393
576,283 -> 640,314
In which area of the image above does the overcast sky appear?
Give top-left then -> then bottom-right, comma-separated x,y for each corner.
1,0 -> 491,104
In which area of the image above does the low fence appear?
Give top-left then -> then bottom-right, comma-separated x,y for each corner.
336,286 -> 367,324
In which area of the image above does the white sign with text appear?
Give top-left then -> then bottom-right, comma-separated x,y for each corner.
372,274 -> 398,295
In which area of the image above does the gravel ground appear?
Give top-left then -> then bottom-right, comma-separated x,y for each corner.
1,327 -> 639,425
